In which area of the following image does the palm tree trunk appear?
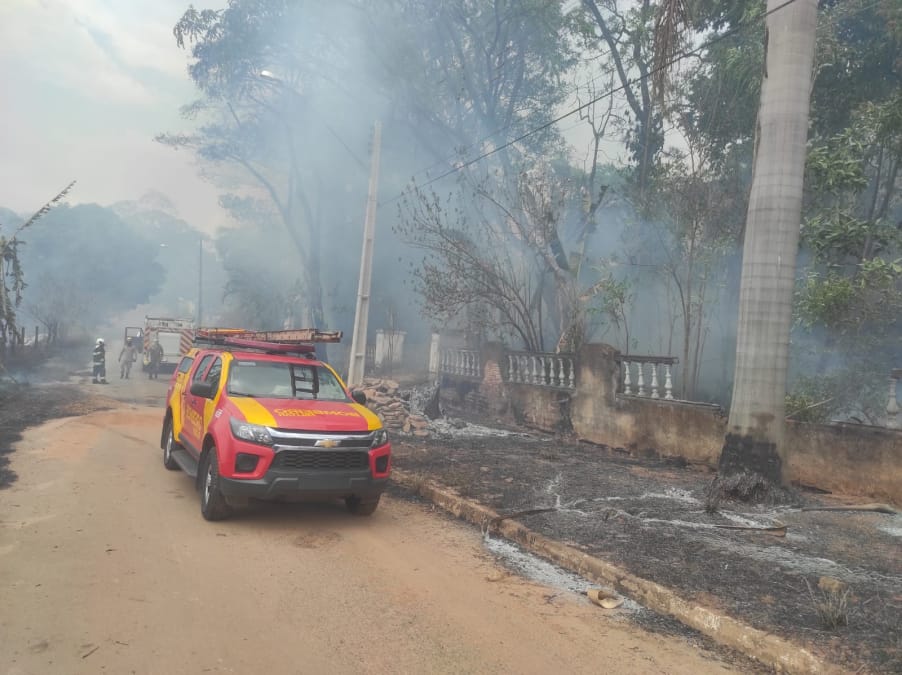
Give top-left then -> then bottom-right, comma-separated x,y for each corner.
718,0 -> 817,488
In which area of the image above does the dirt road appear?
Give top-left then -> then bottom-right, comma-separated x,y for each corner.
1,378 -> 740,674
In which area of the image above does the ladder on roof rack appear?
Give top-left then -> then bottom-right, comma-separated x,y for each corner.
194,328 -> 342,344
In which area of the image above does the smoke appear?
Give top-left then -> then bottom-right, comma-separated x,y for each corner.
3,0 -> 896,420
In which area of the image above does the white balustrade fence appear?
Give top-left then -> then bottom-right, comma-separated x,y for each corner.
617,356 -> 677,401
507,352 -> 576,390
439,349 -> 482,378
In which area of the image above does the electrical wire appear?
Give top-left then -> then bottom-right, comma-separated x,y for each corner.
378,0 -> 810,207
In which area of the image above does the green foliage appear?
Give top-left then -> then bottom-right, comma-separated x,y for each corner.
801,210 -> 893,260
811,0 -> 902,138
787,368 -> 889,425
795,273 -> 857,331
795,81 -> 901,421
785,374 -> 838,423
806,145 -> 869,195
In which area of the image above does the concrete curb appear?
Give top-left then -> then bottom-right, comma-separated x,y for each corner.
393,469 -> 840,675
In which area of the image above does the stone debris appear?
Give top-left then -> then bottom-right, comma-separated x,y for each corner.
360,377 -> 431,437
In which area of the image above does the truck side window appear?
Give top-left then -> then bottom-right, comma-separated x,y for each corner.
192,355 -> 214,382
205,358 -> 223,392
177,356 -> 194,374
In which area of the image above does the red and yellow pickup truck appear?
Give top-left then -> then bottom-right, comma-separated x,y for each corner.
160,332 -> 390,521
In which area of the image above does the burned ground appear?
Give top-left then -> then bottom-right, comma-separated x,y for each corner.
1,341 -> 118,489
0,383 -> 115,488
393,427 -> 902,672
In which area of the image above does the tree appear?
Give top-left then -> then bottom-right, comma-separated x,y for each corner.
716,0 -> 818,497
0,183 -> 75,347
158,0 -> 365,333
214,195 -> 306,329
575,0 -> 672,192
633,146 -> 743,399
111,192 -> 226,320
397,161 -> 616,352
789,91 -> 902,423
363,0 -> 574,168
20,204 -> 165,336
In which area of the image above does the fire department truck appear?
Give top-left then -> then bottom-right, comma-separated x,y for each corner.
160,328 -> 390,520
138,316 -> 196,373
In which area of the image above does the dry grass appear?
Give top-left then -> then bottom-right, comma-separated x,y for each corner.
805,578 -> 852,630
703,487 -> 722,514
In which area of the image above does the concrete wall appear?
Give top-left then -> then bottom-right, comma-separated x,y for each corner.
440,340 -> 902,504
786,421 -> 902,504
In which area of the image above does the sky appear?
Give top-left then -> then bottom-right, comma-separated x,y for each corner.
0,0 -> 225,230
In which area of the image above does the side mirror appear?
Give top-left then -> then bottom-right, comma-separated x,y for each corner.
190,380 -> 215,398
351,390 -> 367,405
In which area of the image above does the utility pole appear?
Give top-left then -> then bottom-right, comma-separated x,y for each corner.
348,121 -> 382,387
197,237 -> 203,326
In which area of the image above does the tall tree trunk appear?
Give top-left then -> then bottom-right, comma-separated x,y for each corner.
718,0 -> 817,489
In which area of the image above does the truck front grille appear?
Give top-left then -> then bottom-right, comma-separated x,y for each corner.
272,450 -> 369,471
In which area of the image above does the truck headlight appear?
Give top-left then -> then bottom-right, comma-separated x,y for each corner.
230,417 -> 273,446
371,428 -> 388,448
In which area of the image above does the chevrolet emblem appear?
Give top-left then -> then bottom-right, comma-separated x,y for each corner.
314,438 -> 339,449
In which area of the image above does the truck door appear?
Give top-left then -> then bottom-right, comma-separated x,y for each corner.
124,327 -> 143,353
182,354 -> 214,454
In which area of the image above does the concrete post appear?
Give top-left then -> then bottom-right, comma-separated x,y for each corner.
428,333 -> 441,380
348,121 -> 382,387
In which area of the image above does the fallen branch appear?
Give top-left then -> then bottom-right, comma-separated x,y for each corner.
785,397 -> 834,419
801,503 -> 898,515
712,521 -> 787,537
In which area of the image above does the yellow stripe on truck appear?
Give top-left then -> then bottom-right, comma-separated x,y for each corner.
351,403 -> 383,430
231,397 -> 278,427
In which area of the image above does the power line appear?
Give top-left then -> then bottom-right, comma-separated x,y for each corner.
380,0 -> 808,206
421,0 -> 806,186
402,58 -> 622,185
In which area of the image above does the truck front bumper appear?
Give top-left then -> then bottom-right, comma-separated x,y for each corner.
218,469 -> 388,501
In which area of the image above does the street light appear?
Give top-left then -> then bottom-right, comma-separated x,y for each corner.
258,70 -> 366,170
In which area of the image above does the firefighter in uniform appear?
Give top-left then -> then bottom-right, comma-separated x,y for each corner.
147,338 -> 164,379
119,337 -> 137,379
92,338 -> 107,384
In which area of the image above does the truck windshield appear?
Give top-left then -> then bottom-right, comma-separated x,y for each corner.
227,361 -> 350,401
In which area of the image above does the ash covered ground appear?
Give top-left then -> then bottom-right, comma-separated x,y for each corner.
391,389 -> 902,672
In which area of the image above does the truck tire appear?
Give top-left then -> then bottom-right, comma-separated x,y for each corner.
200,449 -> 232,521
345,495 -> 380,516
163,419 -> 180,471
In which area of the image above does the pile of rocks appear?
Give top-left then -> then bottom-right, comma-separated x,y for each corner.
359,378 -> 431,437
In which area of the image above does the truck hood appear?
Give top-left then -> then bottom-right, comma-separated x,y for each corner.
227,397 -> 381,432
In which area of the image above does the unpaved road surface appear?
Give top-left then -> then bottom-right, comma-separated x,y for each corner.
2,380 -> 740,674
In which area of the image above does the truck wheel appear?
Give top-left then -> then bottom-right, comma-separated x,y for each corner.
200,449 -> 232,522
345,495 -> 381,516
163,420 -> 180,471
